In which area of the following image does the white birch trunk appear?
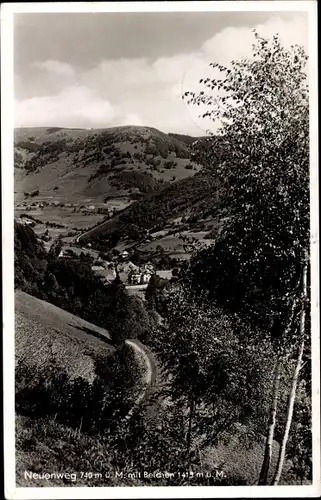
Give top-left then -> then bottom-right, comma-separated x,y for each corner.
258,280 -> 301,485
272,256 -> 308,485
258,356 -> 282,485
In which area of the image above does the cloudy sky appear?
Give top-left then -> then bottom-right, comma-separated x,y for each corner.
14,10 -> 308,135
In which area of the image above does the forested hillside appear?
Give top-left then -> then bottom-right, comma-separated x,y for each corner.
78,171 -> 226,246
13,27 -> 313,489
14,125 -> 202,203
15,222 -> 156,344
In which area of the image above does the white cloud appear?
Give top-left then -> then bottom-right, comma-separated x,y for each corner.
202,15 -> 308,63
16,14 -> 309,135
122,113 -> 144,126
96,58 -> 157,87
31,60 -> 76,77
15,86 -> 115,128
178,14 -> 309,134
152,53 -> 198,84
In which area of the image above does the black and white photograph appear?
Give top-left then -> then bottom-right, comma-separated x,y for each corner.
1,1 -> 319,498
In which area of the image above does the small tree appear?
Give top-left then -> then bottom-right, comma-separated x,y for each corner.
154,284 -> 273,459
48,236 -> 63,259
105,274 -> 131,345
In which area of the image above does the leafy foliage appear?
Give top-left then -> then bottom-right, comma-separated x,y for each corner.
185,32 -> 309,343
183,31 -> 311,484
16,343 -> 141,433
151,285 -> 274,452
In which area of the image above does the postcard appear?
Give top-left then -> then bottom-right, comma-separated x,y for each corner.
1,1 -> 319,498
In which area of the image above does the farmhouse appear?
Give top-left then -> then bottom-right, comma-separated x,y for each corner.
119,261 -> 140,274
128,266 -> 153,285
121,250 -> 130,260
142,262 -> 155,274
91,265 -> 105,272
15,217 -> 35,227
130,273 -> 142,285
141,272 -> 152,284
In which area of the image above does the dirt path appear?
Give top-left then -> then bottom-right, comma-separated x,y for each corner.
125,339 -> 157,416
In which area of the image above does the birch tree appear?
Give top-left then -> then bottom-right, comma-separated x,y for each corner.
184,32 -> 310,484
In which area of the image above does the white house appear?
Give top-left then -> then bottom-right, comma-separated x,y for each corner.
91,265 -> 105,272
143,262 -> 155,274
141,273 -> 152,284
129,272 -> 151,285
122,261 -> 140,274
121,250 -> 130,260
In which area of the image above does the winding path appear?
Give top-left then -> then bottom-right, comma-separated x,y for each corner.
125,339 -> 156,416
74,223 -> 158,412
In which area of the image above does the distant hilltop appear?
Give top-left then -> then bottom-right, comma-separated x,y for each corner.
14,125 -> 203,204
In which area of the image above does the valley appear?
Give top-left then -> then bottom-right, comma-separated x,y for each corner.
14,125 -> 220,288
13,108 -> 311,487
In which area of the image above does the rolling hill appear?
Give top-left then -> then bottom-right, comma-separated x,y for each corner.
15,290 -> 150,486
14,125 -> 202,203
14,125 -> 225,262
77,170 -> 226,251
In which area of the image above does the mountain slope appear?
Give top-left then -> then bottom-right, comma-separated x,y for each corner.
14,126 -> 202,203
78,171 -> 226,246
15,290 -> 153,486
15,290 -> 115,383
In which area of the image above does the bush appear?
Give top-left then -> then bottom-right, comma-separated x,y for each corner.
164,161 -> 176,170
15,346 -> 141,433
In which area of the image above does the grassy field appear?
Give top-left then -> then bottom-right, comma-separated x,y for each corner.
15,206 -> 105,230
139,232 -> 214,253
202,424 -> 295,486
15,290 -> 117,485
15,290 -> 115,383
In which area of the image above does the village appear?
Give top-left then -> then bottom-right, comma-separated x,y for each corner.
15,199 -> 118,217
85,249 -> 173,288
15,214 -> 173,291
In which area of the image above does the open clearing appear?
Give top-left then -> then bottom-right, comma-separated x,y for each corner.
15,206 -> 105,231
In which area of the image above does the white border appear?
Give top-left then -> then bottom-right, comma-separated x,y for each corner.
0,1 -> 317,13
1,2 -> 319,499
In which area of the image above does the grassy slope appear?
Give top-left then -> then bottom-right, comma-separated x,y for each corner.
203,424 -> 294,485
15,294 -> 298,487
16,414 -> 145,487
15,290 -> 160,487
15,290 -> 119,485
14,126 -> 201,204
15,290 -> 114,383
